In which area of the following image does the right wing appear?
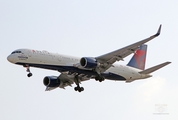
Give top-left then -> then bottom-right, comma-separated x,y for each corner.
95,25 -> 162,72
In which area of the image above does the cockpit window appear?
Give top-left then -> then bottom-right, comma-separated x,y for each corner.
11,51 -> 22,54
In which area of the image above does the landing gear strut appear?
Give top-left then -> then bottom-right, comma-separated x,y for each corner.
74,75 -> 84,92
24,65 -> 33,77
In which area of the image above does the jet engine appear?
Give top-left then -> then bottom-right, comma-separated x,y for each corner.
80,57 -> 99,68
43,76 -> 60,87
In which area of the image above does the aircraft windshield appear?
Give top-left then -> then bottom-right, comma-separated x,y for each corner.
11,51 -> 22,54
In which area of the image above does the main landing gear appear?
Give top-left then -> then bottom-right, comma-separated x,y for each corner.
74,76 -> 84,92
94,68 -> 105,82
74,86 -> 84,92
24,65 -> 33,77
95,75 -> 105,82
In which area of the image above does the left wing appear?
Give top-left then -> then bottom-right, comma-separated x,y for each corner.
95,25 -> 162,72
45,73 -> 90,91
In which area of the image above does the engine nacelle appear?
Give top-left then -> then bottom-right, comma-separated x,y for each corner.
80,57 -> 99,68
43,76 -> 60,87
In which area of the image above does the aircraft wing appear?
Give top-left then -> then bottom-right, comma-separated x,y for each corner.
45,73 -> 90,91
95,25 -> 162,72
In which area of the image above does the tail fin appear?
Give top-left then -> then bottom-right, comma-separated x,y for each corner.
127,44 -> 147,70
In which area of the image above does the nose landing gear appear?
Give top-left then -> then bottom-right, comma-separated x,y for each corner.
27,72 -> 33,77
24,65 -> 33,77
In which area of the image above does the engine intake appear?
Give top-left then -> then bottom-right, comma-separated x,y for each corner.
80,57 -> 99,68
43,76 -> 60,87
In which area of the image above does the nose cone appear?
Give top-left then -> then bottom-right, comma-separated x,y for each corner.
7,55 -> 14,63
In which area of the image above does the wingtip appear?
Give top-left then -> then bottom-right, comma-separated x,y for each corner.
166,61 -> 172,64
162,61 -> 171,67
154,24 -> 162,36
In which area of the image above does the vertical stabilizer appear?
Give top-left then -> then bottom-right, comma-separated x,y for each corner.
127,44 -> 147,70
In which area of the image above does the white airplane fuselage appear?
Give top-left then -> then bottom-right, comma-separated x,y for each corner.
7,48 -> 151,82
7,25 -> 171,92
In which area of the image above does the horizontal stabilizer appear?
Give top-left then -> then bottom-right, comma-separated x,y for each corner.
139,62 -> 171,74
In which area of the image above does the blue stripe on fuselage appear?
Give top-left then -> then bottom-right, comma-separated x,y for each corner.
16,62 -> 126,80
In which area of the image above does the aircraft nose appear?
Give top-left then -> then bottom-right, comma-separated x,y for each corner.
7,55 -> 14,63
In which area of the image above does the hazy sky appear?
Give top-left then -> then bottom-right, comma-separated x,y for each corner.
1,0 -> 177,120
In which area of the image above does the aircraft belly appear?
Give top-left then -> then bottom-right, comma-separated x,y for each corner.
106,64 -> 142,81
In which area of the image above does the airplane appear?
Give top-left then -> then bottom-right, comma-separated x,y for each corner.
7,25 -> 171,92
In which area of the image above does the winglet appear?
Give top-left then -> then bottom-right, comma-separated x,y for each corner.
154,24 -> 162,37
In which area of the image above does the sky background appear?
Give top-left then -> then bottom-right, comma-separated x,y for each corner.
0,0 -> 177,120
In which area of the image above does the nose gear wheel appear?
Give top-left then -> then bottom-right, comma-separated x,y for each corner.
24,65 -> 33,77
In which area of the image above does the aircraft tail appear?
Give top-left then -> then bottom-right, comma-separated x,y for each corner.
127,44 -> 147,70
139,62 -> 171,74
